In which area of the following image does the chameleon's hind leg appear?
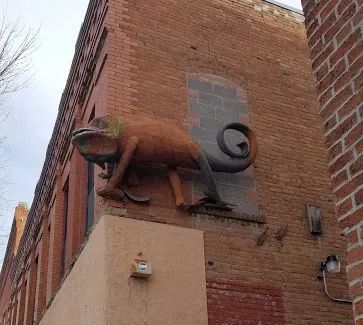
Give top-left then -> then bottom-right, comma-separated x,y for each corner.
197,151 -> 226,205
168,167 -> 185,207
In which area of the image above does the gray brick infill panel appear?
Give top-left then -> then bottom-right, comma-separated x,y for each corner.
187,74 -> 259,216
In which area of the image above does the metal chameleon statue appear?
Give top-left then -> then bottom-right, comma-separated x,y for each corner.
72,115 -> 257,210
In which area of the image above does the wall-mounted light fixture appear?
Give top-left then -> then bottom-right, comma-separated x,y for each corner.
319,254 -> 352,304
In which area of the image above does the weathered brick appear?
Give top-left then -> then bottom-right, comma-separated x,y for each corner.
310,38 -> 325,61
332,168 -> 348,189
348,246 -> 363,265
326,113 -> 357,148
325,113 -> 337,132
317,58 -> 346,94
348,42 -> 363,66
354,71 -> 363,92
199,117 -> 224,131
207,278 -> 285,325
357,139 -> 363,155
355,188 -> 363,206
188,78 -> 214,93
189,102 -> 215,118
350,156 -> 363,177
320,0 -> 339,22
213,85 -> 237,101
339,207 -> 363,230
319,88 -> 333,109
345,122 -> 363,148
337,0 -> 355,16
321,85 -> 353,121
222,99 -> 243,113
354,298 -> 363,315
335,173 -> 363,201
337,92 -> 362,120
198,92 -> 223,108
315,61 -> 329,82
312,42 -> 334,71
329,28 -> 361,67
329,149 -> 354,175
309,11 -> 337,48
324,2 -> 357,45
307,18 -> 320,36
336,196 -> 353,217
215,108 -> 239,123
352,5 -> 363,27
335,22 -> 353,45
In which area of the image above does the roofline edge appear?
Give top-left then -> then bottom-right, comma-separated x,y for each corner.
263,0 -> 303,15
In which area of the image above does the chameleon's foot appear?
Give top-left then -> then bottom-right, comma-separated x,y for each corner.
175,197 -> 186,207
203,201 -> 234,211
97,186 -> 126,201
202,190 -> 231,207
193,196 -> 235,211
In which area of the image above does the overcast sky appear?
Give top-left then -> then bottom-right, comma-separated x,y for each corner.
0,0 -> 302,252
0,0 -> 89,244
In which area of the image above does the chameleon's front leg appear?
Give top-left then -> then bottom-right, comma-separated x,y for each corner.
97,137 -> 138,201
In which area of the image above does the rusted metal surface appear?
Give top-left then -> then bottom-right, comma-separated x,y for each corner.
72,115 -> 258,210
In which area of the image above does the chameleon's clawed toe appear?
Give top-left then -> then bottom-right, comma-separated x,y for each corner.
97,186 -> 126,201
199,194 -> 235,210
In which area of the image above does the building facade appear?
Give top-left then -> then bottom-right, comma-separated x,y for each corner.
0,0 -> 356,324
301,0 -> 362,322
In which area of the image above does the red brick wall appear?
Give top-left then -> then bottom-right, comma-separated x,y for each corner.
0,203 -> 28,322
23,254 -> 37,325
104,0 -> 353,323
207,278 -> 285,324
0,0 -> 357,324
46,176 -> 65,304
33,218 -> 49,323
301,0 -> 362,322
15,278 -> 26,325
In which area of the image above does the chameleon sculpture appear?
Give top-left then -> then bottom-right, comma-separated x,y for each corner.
72,115 -> 257,209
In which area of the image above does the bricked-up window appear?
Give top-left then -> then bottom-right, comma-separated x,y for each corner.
86,162 -> 95,232
10,298 -> 15,325
15,284 -> 25,325
21,279 -> 28,324
187,74 -> 258,215
32,256 -> 39,323
11,297 -> 18,325
61,180 -> 69,276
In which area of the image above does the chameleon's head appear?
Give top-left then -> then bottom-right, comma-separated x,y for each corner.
72,115 -> 122,164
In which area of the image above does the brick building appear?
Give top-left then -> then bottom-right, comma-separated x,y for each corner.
0,0 -> 356,324
301,0 -> 362,323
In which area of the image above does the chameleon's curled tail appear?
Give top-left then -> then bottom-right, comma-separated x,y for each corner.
206,122 -> 258,173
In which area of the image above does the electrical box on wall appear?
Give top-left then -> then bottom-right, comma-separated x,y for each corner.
131,258 -> 152,278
